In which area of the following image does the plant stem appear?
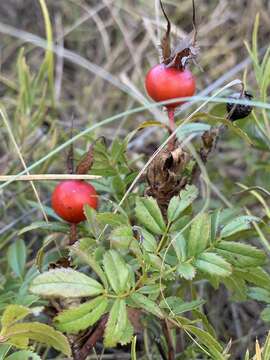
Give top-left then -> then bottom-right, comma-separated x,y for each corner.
70,223 -> 77,245
162,318 -> 175,360
167,108 -> 176,151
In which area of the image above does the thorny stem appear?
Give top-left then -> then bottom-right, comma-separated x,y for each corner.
167,108 -> 176,151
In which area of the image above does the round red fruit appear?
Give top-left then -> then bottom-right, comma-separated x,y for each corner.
51,180 -> 98,223
145,64 -> 196,109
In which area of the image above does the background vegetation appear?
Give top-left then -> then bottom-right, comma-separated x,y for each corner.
0,0 -> 270,359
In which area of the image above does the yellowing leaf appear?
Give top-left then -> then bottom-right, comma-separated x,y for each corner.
30,268 -> 103,298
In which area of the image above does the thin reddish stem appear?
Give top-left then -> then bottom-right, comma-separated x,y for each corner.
167,108 -> 175,132
167,108 -> 176,151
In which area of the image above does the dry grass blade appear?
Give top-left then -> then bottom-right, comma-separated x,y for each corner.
0,175 -> 101,181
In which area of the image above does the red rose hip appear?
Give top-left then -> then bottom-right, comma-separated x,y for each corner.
145,64 -> 196,109
52,180 -> 98,223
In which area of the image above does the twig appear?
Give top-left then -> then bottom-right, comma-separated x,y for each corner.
0,174 -> 101,181
77,315 -> 108,360
162,319 -> 175,360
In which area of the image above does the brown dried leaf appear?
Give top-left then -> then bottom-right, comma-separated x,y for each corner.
76,144 -> 94,175
146,147 -> 190,214
159,0 -> 171,62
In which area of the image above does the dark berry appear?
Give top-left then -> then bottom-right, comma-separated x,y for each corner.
226,91 -> 253,121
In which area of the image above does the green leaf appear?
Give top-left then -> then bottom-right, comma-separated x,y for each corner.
140,228 -> 157,252
84,205 -> 99,237
0,344 -> 11,360
71,241 -> 108,289
172,233 -> 187,262
103,250 -> 130,294
7,240 -> 26,277
216,241 -> 266,267
248,287 -> 270,303
97,213 -> 129,227
195,252 -> 232,277
137,120 -> 167,130
184,325 -> 224,359
30,268 -> 103,298
54,296 -> 108,334
135,197 -> 166,235
261,307 -> 270,322
18,221 -> 68,235
160,297 -> 204,314
177,263 -> 196,280
118,319 -> 134,346
110,225 -> 135,249
223,274 -> 247,301
220,216 -> 260,238
5,351 -> 41,360
104,299 -> 133,347
168,185 -> 198,223
170,215 -> 191,233
235,267 -> 270,290
187,213 -> 210,257
192,310 -> 217,338
138,284 -> 161,295
130,293 -> 163,318
1,305 -> 30,330
3,322 -> 71,356
210,209 -> 221,242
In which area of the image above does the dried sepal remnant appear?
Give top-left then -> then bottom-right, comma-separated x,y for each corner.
76,144 -> 94,175
146,145 -> 190,213
159,0 -> 171,63
160,0 -> 199,70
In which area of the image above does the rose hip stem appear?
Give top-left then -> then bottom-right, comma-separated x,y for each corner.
167,108 -> 176,151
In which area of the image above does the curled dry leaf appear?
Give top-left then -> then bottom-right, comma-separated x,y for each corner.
146,145 -> 190,214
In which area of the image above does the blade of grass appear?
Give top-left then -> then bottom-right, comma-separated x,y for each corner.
38,0 -> 55,106
0,106 -> 48,223
0,94 -> 270,191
